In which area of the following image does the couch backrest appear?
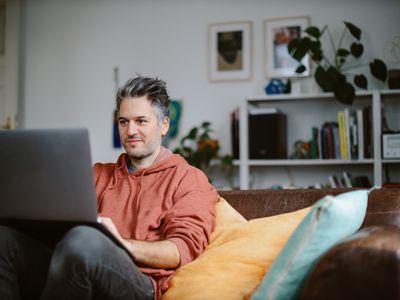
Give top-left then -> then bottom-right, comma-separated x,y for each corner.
218,188 -> 400,228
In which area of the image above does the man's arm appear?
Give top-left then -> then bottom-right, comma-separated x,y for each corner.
100,217 -> 181,269
124,239 -> 180,269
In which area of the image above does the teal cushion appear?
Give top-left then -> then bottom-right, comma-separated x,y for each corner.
251,190 -> 368,300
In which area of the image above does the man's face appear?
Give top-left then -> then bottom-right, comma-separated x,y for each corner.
118,96 -> 169,163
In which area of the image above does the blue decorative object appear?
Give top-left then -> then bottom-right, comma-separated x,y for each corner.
265,79 -> 287,95
168,100 -> 182,138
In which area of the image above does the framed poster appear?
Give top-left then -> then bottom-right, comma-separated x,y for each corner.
264,16 -> 310,78
208,21 -> 252,82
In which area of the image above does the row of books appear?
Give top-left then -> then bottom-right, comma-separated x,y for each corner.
262,172 -> 372,189
310,106 -> 373,160
328,172 -> 371,188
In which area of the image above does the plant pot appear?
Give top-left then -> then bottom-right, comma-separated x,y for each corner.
198,139 -> 219,156
388,69 -> 400,89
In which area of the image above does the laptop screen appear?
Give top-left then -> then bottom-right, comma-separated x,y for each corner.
0,128 -> 98,222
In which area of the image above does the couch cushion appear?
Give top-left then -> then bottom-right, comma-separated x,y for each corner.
251,190 -> 368,300
299,225 -> 400,300
161,197 -> 310,300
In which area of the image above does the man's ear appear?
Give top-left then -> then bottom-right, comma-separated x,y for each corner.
161,117 -> 170,136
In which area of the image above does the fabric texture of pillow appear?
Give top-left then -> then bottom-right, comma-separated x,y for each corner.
251,189 -> 369,300
162,197 -> 310,300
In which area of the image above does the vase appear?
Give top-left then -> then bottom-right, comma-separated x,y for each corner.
388,69 -> 400,89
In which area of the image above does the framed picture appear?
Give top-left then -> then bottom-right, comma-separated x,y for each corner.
208,21 -> 252,82
264,16 -> 310,78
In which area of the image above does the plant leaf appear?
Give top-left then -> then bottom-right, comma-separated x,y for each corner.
314,66 -> 346,92
370,59 -> 387,82
187,127 -> 198,140
199,132 -> 210,140
201,121 -> 211,128
334,81 -> 355,105
287,38 -> 299,56
326,66 -> 345,91
309,40 -> 323,62
315,66 -> 336,92
221,154 -> 233,166
305,26 -> 321,39
295,64 -> 306,73
354,74 -> 368,89
344,21 -> 361,40
337,48 -> 350,57
288,38 -> 309,61
315,66 -> 328,91
350,43 -> 364,58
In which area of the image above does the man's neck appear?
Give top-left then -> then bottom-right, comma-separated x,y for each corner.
129,147 -> 161,170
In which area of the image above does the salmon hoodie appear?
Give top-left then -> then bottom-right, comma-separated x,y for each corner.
93,147 -> 217,299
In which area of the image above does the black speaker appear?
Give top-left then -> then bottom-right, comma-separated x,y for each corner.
248,113 -> 287,159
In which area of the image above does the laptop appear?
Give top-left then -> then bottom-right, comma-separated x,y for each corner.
0,128 -> 133,259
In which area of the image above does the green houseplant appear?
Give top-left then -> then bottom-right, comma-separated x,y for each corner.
173,121 -> 233,183
288,21 -> 387,105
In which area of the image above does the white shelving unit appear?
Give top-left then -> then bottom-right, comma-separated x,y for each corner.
238,89 -> 400,189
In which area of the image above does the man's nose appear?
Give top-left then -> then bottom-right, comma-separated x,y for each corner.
127,121 -> 138,136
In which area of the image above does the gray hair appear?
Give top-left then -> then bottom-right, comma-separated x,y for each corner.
116,75 -> 170,122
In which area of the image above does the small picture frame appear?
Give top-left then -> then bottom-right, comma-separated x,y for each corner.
208,21 -> 252,82
264,16 -> 310,78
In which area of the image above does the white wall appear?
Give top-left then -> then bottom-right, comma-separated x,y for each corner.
21,0 -> 400,164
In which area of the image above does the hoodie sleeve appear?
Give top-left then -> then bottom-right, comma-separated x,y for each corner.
161,167 -> 217,266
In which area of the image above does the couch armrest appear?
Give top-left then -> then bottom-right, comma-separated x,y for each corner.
299,226 -> 400,300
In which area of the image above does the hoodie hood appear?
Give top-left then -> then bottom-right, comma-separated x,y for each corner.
114,146 -> 188,178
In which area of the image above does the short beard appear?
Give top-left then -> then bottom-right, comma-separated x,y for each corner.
126,149 -> 153,161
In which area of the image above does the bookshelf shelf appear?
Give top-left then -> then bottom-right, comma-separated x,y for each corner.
234,159 -> 374,166
238,89 -> 400,189
382,159 -> 400,164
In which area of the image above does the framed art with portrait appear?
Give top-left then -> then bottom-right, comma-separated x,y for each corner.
208,21 -> 252,82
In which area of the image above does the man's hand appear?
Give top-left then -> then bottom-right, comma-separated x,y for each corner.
98,217 -> 125,245
98,217 -> 181,269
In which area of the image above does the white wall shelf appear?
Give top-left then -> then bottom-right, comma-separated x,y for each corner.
238,89 -> 400,189
235,159 -> 374,167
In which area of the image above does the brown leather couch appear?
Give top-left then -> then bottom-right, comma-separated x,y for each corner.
218,188 -> 400,300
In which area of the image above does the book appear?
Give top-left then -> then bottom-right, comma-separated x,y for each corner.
320,125 -> 328,159
353,175 -> 372,188
326,123 -> 334,159
342,171 -> 353,188
357,109 -> 364,159
338,111 -> 348,160
311,127 -> 320,159
348,110 -> 358,159
231,107 -> 240,159
328,175 -> 337,188
331,122 -> 341,159
344,108 -> 352,159
363,105 -> 373,158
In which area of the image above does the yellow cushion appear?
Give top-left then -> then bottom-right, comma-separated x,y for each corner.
162,197 -> 310,300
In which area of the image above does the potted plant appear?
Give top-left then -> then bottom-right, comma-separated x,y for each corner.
288,21 -> 387,105
173,121 -> 234,184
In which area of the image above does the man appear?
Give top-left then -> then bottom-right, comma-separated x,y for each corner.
0,76 -> 218,300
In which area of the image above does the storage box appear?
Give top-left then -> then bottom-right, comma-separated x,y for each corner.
248,112 -> 287,159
